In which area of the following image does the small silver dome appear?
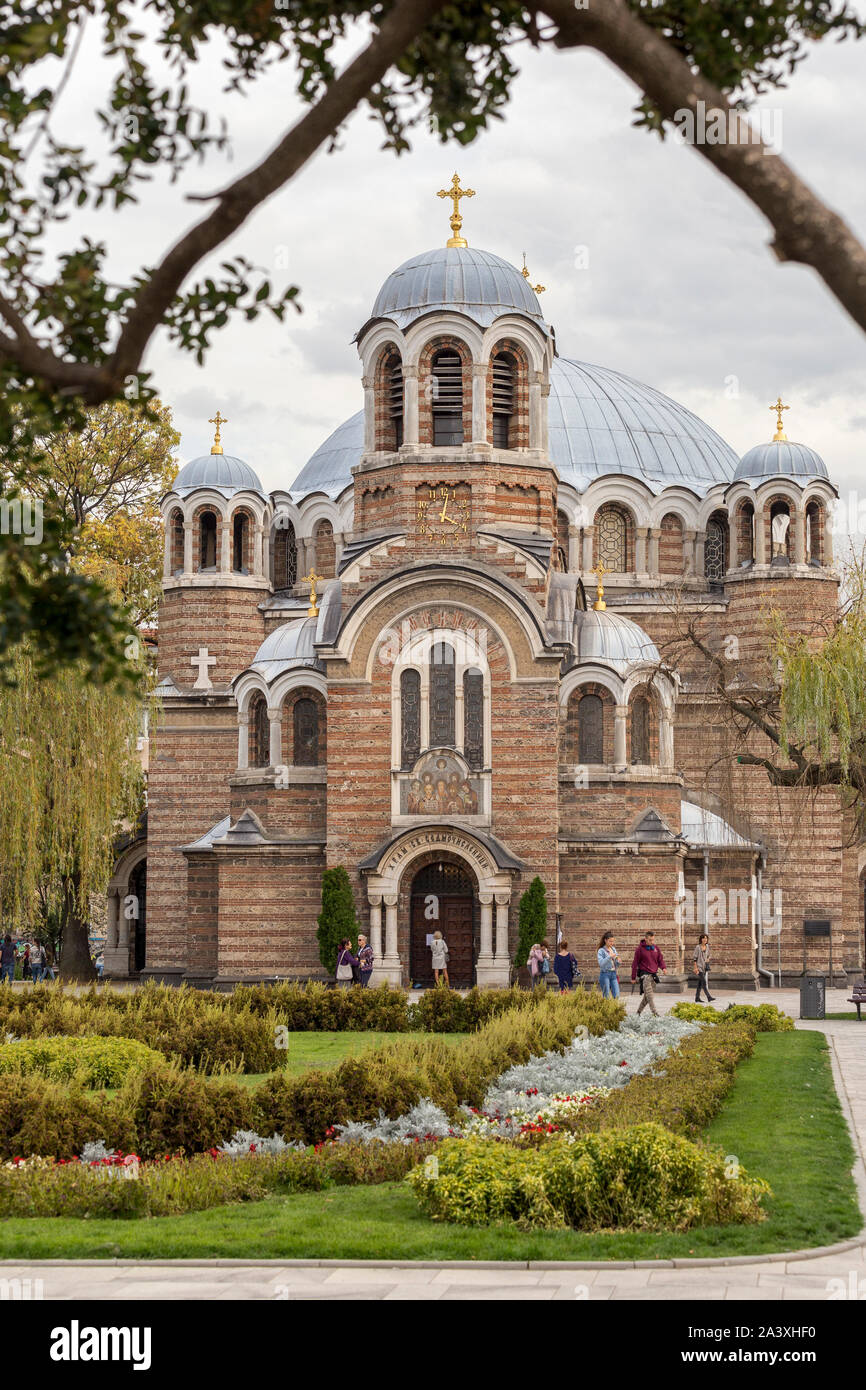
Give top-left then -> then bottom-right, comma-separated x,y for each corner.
174,453 -> 265,496
248,617 -> 322,680
361,246 -> 547,335
733,439 -> 828,483
574,609 -> 660,673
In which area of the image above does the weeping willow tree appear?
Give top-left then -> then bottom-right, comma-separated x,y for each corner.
0,645 -> 147,979
659,552 -> 866,842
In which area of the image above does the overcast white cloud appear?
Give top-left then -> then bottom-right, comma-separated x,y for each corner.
29,12 -> 866,525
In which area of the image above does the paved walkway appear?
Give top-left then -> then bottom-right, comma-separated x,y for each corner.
3,988 -> 864,1300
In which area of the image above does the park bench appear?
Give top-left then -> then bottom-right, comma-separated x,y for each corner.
847,981 -> 866,1021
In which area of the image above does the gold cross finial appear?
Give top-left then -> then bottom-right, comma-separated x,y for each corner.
304,568 -> 321,618
209,411 -> 228,455
770,396 -> 789,442
592,562 -> 609,611
436,173 -> 475,248
522,252 -> 546,295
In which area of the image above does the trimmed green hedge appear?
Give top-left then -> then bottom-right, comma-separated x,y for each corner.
0,990 -> 623,1160
670,1002 -> 794,1032
0,1036 -> 164,1088
408,1125 -> 771,1231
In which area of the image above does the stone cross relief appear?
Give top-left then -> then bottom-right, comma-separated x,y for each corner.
190,647 -> 217,690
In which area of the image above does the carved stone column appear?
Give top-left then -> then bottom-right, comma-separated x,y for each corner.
268,706 -> 282,768
219,517 -> 231,574
237,710 -> 249,770
363,373 -> 375,454
647,528 -> 660,575
183,521 -> 193,576
494,893 -> 510,965
755,503 -> 768,565
685,528 -> 698,577
368,895 -> 384,984
471,362 -> 488,446
792,508 -> 806,565
475,893 -> 500,987
381,893 -> 402,985
635,527 -> 648,575
403,365 -> 419,446
582,529 -> 594,572
614,704 -> 629,769
568,524 -> 580,573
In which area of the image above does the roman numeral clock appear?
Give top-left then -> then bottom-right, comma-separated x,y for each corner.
416,484 -> 470,548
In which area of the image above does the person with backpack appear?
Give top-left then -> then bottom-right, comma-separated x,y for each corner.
692,933 -> 715,1002
30,941 -> 46,983
357,933 -> 374,988
334,937 -> 358,989
631,930 -> 667,1016
430,931 -> 450,986
553,939 -> 580,993
597,931 -> 621,998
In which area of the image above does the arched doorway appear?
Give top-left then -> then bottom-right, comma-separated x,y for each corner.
409,861 -> 477,987
129,858 -> 147,973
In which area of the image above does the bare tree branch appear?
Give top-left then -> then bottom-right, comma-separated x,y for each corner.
542,0 -> 866,338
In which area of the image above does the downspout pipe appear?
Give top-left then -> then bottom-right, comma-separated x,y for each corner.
755,851 -> 774,988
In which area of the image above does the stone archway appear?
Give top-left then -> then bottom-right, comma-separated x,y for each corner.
361,823 -> 517,988
409,860 -> 477,988
105,841 -> 147,979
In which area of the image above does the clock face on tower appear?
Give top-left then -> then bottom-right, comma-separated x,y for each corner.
416,484 -> 470,548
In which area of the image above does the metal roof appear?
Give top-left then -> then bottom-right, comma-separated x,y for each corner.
733,439 -> 828,483
680,800 -> 759,850
572,608 -> 660,672
290,357 -> 738,500
360,246 -> 548,336
245,616 -> 323,681
173,453 -> 265,496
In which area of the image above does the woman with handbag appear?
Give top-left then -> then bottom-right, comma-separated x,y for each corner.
553,940 -> 580,993
692,933 -> 715,1002
335,938 -> 358,989
430,931 -> 450,986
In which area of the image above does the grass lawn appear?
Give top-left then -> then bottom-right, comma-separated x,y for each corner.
1,1031 -> 860,1261
825,1013 -> 865,1022
228,1031 -> 466,1085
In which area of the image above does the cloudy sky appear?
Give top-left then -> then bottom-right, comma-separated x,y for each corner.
31,9 -> 866,536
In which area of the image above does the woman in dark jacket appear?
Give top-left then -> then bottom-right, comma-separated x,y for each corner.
335,938 -> 359,989
553,940 -> 579,993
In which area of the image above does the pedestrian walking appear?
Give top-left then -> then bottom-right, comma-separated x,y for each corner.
631,930 -> 666,1016
430,930 -> 450,986
358,933 -> 374,987
597,931 -> 621,999
527,941 -> 550,990
553,940 -> 580,993
0,936 -> 15,985
21,944 -> 31,981
30,941 -> 45,983
334,938 -> 358,989
692,933 -> 715,1002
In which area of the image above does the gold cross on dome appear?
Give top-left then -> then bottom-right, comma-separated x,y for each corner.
209,411 -> 228,455
769,396 -> 789,442
522,252 -> 546,295
592,561 -> 609,612
304,568 -> 321,618
436,173 -> 475,248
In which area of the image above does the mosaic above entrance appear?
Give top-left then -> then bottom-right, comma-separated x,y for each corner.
401,749 -> 482,815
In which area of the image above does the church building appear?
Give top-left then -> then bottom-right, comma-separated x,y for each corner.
103,178 -> 859,991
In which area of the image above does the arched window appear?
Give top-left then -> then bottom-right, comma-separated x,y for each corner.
314,519 -> 336,579
770,501 -> 791,562
293,697 -> 319,766
273,519 -> 297,589
631,696 -> 650,764
199,511 -> 217,569
429,641 -> 456,746
578,693 -> 604,764
170,509 -> 184,574
805,500 -> 824,565
232,513 -> 248,573
491,351 -> 516,448
387,352 -> 404,449
463,668 -> 484,769
400,669 -> 421,768
431,349 -> 464,446
738,501 -> 755,566
249,694 -> 269,769
596,505 -> 627,572
704,513 -> 728,584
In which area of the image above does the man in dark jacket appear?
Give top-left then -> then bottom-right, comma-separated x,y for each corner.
631,931 -> 666,1016
0,936 -> 16,985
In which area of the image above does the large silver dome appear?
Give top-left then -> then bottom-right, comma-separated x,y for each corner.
290,357 -> 738,499
360,246 -> 547,336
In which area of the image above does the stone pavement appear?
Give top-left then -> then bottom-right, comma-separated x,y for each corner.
2,987 -> 864,1300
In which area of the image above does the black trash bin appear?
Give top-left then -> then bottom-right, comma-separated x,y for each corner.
800,973 -> 826,1020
